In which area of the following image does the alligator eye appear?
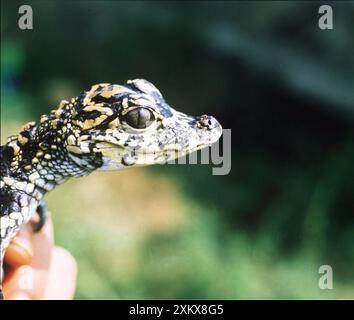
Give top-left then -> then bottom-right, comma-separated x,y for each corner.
124,108 -> 155,129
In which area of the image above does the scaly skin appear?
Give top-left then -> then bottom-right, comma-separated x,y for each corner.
0,79 -> 222,298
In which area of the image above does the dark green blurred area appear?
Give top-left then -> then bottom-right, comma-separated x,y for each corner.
1,1 -> 354,298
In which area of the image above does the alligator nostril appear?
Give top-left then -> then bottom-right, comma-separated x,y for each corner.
197,115 -> 218,130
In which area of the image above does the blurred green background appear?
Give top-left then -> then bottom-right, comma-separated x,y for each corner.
1,1 -> 354,299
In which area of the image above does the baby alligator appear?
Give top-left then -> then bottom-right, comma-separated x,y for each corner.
0,79 -> 222,299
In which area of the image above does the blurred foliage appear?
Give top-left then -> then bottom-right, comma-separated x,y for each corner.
1,1 -> 354,298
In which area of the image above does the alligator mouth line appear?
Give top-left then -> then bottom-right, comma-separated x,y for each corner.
94,141 -> 214,154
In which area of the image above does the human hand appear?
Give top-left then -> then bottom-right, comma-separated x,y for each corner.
3,214 -> 77,300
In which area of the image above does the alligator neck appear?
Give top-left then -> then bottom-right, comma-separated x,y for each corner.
1,115 -> 91,195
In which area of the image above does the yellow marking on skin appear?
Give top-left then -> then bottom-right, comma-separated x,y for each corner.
83,104 -> 114,116
51,145 -> 57,150
32,157 -> 39,164
67,135 -> 76,145
67,145 -> 83,154
85,84 -> 134,106
108,118 -> 119,129
83,98 -> 92,105
44,154 -> 51,160
21,121 -> 36,131
9,142 -> 20,155
24,165 -> 32,171
36,151 -> 44,158
72,120 -> 84,130
58,100 -> 69,109
90,83 -> 110,92
89,84 -> 101,92
97,114 -> 108,124
51,119 -> 59,129
18,134 -> 29,145
7,136 -> 17,143
73,114 -> 108,130
55,108 -> 64,118
40,115 -> 48,123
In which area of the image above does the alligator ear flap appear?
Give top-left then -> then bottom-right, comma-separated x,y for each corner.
127,79 -> 163,99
